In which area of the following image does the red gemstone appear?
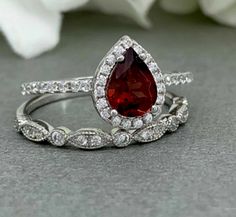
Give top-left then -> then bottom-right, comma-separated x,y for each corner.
106,47 -> 157,117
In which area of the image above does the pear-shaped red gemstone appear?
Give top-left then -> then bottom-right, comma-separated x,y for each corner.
106,47 -> 157,117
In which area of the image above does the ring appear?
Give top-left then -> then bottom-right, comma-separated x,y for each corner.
16,35 -> 193,149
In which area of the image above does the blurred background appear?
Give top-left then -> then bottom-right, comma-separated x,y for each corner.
0,1 -> 235,217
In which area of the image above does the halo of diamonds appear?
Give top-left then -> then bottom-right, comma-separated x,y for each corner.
92,35 -> 166,130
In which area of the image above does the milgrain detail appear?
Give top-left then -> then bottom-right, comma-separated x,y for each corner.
21,121 -> 49,142
67,129 -> 112,149
16,94 -> 189,149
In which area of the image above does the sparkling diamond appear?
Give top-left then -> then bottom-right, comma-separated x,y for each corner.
40,82 -> 53,93
106,54 -> 116,65
97,75 -> 107,86
168,116 -> 179,132
148,62 -> 158,73
133,44 -> 144,55
113,131 -> 131,147
140,130 -> 154,141
143,113 -> 153,124
133,119 -> 143,128
113,46 -> 125,57
106,47 -> 157,117
100,65 -> 111,75
111,116 -> 121,127
121,119 -> 131,129
30,82 -> 38,93
71,81 -> 81,92
58,82 -> 70,92
101,108 -> 110,119
80,80 -> 91,92
157,83 -> 166,93
121,36 -> 133,48
95,86 -> 105,98
90,135 -> 102,147
76,135 -> 87,147
156,95 -> 165,105
50,130 -> 66,146
96,98 -> 108,110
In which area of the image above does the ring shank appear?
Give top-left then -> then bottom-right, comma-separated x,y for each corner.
15,91 -> 189,149
21,72 -> 193,96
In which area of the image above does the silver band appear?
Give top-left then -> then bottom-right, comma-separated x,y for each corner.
21,71 -> 193,96
15,92 -> 189,149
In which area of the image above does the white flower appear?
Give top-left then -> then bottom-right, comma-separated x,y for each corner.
160,0 -> 236,27
0,0 -> 155,59
0,0 -> 62,59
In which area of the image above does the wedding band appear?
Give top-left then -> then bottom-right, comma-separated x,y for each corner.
15,92 -> 189,149
16,35 -> 193,149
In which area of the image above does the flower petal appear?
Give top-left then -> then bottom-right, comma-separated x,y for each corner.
88,0 -> 156,28
199,0 -> 236,14
160,0 -> 198,14
41,0 -> 89,12
199,0 -> 236,27
0,0 -> 62,59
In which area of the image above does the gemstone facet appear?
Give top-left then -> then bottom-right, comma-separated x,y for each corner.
106,47 -> 157,117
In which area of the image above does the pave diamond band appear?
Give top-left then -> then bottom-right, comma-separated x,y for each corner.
21,72 -> 193,96
15,92 -> 189,149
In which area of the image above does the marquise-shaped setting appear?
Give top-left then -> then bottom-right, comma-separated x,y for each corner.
93,35 -> 166,130
133,120 -> 168,143
67,128 -> 112,149
21,121 -> 49,142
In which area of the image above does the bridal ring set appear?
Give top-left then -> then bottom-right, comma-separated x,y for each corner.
15,36 -> 193,149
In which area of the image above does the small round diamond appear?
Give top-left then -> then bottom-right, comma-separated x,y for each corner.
140,130 -> 154,141
106,54 -> 116,66
133,118 -> 143,128
113,46 -> 125,57
113,131 -> 131,147
148,62 -> 158,73
57,82 -> 70,93
95,86 -> 105,98
143,113 -> 153,124
100,65 -> 111,75
121,36 -> 133,48
156,95 -> 165,104
121,119 -> 131,129
71,81 -> 80,92
76,135 -> 87,147
97,75 -> 107,86
101,108 -> 111,119
157,83 -> 166,93
168,116 -> 179,132
50,129 -> 66,146
133,44 -> 144,55
79,80 -> 91,92
111,116 -> 121,127
90,135 -> 102,147
178,108 -> 189,123
165,76 -> 171,86
39,82 -> 52,93
96,98 -> 108,110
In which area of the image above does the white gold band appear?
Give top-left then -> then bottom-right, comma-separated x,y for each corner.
15,92 -> 189,149
21,71 -> 193,96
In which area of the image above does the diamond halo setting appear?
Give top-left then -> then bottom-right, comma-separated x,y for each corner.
92,35 -> 166,130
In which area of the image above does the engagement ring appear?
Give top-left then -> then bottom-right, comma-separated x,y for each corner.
16,35 -> 193,149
